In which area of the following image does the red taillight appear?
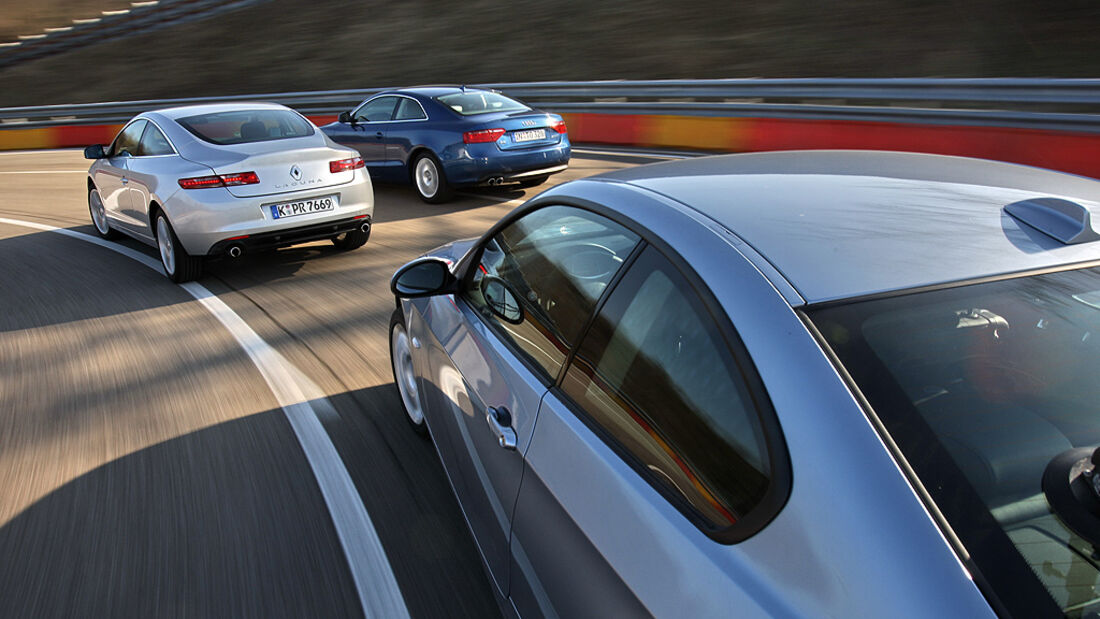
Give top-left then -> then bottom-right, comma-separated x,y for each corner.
178,171 -> 259,189
463,128 -> 506,144
552,120 -> 567,134
330,157 -> 365,173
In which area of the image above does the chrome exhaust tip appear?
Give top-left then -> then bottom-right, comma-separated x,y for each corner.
359,221 -> 371,234
227,245 -> 243,259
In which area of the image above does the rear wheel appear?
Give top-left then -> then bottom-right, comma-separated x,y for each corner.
412,153 -> 453,204
517,175 -> 549,189
390,308 -> 428,437
155,212 -> 203,283
332,227 -> 369,251
88,187 -> 120,239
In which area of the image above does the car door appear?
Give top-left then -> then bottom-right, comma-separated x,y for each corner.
385,96 -> 428,165
93,119 -> 146,231
338,96 -> 399,168
508,245 -> 789,618
122,121 -> 177,238
413,205 -> 640,597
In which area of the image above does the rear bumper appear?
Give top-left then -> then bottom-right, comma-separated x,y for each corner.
442,140 -> 571,186
206,214 -> 371,256
167,169 -> 374,255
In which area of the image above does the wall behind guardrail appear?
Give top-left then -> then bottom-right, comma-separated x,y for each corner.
2,79 -> 1099,178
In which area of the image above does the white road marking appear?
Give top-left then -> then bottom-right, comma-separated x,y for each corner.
0,217 -> 411,619
0,170 -> 87,174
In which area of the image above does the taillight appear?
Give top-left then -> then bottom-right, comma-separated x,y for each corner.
463,128 -> 506,144
551,120 -> 567,134
330,157 -> 365,173
178,171 -> 259,189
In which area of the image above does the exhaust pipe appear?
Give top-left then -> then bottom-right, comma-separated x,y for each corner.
227,244 -> 243,259
359,221 -> 371,234
486,177 -> 504,186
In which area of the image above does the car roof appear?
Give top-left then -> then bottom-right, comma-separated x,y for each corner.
381,86 -> 494,98
594,150 -> 1100,305
149,102 -> 295,120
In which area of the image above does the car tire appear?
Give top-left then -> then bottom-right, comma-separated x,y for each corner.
155,212 -> 203,283
332,228 -> 370,251
517,175 -> 549,189
88,187 -> 120,240
390,307 -> 429,437
411,153 -> 453,204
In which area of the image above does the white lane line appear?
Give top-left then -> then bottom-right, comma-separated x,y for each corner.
0,217 -> 410,619
0,170 -> 88,174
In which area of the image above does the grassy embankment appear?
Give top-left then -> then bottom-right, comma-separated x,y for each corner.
0,0 -> 1098,107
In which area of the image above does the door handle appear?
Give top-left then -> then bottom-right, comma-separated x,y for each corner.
486,406 -> 517,451
375,132 -> 384,139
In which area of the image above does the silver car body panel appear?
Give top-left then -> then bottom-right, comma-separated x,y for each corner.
401,174 -> 1001,617
596,150 -> 1100,305
87,103 -> 373,256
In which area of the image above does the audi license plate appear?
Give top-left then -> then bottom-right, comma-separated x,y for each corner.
513,129 -> 546,143
269,195 -> 336,219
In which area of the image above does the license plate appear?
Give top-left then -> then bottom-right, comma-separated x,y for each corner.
269,195 -> 336,219
513,129 -> 546,143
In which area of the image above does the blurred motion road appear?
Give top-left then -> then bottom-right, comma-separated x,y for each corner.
0,149 -> 645,618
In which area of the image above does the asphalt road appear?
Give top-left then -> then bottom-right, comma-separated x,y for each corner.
0,149 -> 648,618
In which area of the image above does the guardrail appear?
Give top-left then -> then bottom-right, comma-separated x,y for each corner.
1,79 -> 1099,178
3,79 -> 1100,131
0,0 -> 266,69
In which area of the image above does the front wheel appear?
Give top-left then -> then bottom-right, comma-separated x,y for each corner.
390,308 -> 428,437
155,212 -> 203,283
88,187 -> 120,239
412,153 -> 453,204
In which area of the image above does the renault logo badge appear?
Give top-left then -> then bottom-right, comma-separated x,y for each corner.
290,165 -> 303,181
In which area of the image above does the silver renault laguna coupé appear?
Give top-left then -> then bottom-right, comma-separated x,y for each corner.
85,102 -> 374,282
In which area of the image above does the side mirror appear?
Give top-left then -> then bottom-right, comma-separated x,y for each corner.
338,111 -> 353,124
391,257 -> 456,298
84,144 -> 105,159
480,276 -> 523,324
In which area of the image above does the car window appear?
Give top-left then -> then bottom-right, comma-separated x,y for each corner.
810,265 -> 1100,617
465,205 -> 640,382
175,109 -> 314,145
562,246 -> 772,531
109,120 -> 147,157
354,96 -> 399,122
393,98 -> 427,121
437,91 -> 530,116
136,122 -> 174,156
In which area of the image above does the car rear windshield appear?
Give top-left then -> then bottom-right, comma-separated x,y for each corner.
176,109 -> 315,145
809,266 -> 1100,618
436,91 -> 529,116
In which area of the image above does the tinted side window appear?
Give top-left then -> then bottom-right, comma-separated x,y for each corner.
355,97 -> 398,122
562,246 -> 771,531
137,123 -> 174,156
110,120 -> 146,157
465,205 -> 639,381
394,98 -> 427,121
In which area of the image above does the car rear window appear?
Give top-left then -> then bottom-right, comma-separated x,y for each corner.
436,91 -> 529,116
176,109 -> 315,145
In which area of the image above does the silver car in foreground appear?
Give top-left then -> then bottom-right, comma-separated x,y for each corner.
389,150 -> 1100,617
85,102 -> 374,282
